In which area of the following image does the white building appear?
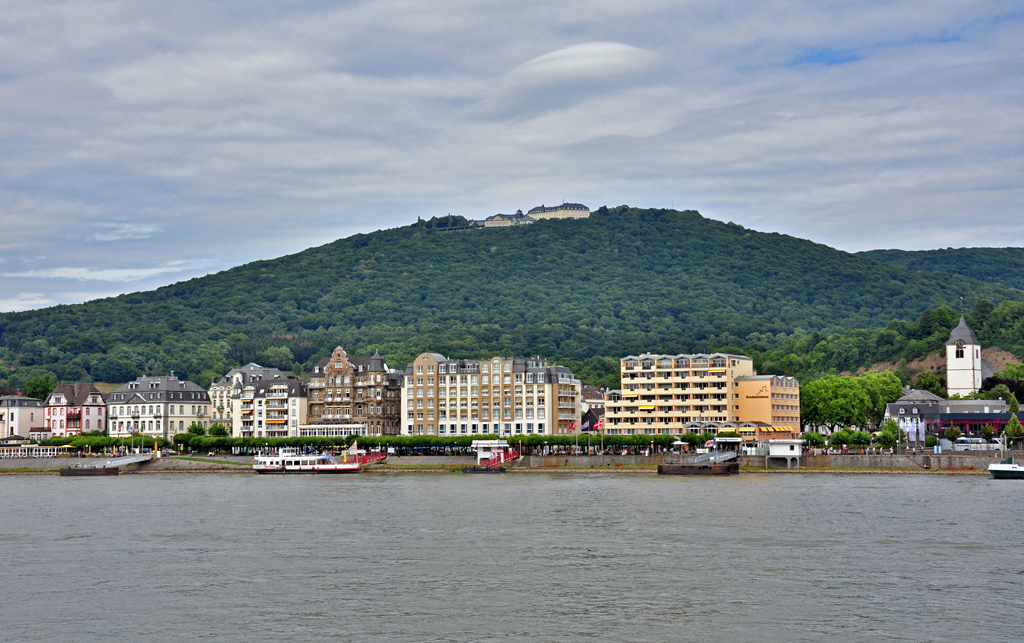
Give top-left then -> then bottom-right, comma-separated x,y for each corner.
209,363 -> 285,428
945,316 -> 995,397
0,395 -> 43,438
234,378 -> 307,439
43,383 -> 107,436
107,375 -> 211,440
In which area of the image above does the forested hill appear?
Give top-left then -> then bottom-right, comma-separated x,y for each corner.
858,247 -> 1024,291
1,206 -> 1021,390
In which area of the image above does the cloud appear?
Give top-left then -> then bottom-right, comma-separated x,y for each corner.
0,293 -> 54,313
3,261 -> 195,283
0,0 -> 1022,312
501,42 -> 658,91
92,221 -> 162,241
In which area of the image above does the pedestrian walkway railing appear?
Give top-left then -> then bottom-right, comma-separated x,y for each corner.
356,451 -> 388,465
480,449 -> 520,468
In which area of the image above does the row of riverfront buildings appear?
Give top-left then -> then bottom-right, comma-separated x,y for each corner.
4,314 -> 1006,445
3,345 -> 803,447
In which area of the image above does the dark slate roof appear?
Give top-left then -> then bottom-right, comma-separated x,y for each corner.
253,378 -> 307,398
581,385 -> 605,400
946,315 -> 979,346
982,359 -> 997,381
896,389 -> 945,403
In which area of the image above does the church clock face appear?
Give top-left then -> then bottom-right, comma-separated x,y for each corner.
955,340 -> 965,359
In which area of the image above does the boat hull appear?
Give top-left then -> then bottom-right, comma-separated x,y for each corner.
462,466 -> 505,473
988,464 -> 1024,479
60,467 -> 118,476
658,462 -> 739,476
254,466 -> 361,474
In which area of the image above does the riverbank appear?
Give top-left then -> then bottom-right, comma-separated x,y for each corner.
0,453 -> 1008,475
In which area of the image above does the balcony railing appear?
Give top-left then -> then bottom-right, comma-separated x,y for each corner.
131,413 -> 140,419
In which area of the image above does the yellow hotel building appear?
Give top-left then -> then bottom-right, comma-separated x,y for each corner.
603,353 -> 800,438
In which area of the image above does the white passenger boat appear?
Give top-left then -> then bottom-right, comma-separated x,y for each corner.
253,449 -> 360,474
988,457 -> 1024,480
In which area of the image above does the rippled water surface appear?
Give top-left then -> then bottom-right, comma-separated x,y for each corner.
1,472 -> 1020,642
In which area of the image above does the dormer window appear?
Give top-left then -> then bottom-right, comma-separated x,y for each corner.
912,407 -> 918,414
899,407 -> 905,414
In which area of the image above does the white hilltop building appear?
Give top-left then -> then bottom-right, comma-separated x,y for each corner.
945,315 -> 996,397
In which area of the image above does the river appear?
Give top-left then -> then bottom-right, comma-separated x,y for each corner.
0,472 -> 1019,642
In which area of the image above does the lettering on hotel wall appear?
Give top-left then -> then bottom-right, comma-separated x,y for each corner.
746,385 -> 770,399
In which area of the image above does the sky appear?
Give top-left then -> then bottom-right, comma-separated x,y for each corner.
1,0 -> 1022,312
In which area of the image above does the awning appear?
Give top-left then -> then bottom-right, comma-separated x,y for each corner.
639,405 -> 656,410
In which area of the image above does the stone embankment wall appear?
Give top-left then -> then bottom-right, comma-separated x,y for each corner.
740,453 -> 1004,470
513,455 -> 668,467
384,456 -> 474,466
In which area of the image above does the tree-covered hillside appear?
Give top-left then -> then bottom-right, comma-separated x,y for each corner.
730,299 -> 1024,386
858,247 -> 1024,291
1,206 -> 1020,390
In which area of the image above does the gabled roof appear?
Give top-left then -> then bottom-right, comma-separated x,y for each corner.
946,315 -> 979,346
46,382 -> 106,407
897,388 -> 945,403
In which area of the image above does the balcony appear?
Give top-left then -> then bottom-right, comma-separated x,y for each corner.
131,413 -> 140,419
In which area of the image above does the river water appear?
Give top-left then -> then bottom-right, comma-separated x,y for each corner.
0,472 -> 1019,642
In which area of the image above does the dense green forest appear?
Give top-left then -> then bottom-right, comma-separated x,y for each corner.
732,299 -> 1024,386
1,206 -> 1021,392
859,247 -> 1024,291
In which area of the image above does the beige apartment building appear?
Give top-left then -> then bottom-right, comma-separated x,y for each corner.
602,353 -> 800,436
401,354 -> 581,437
106,375 -> 211,440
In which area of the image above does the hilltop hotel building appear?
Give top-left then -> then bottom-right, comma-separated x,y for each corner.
402,353 -> 581,436
603,353 -> 800,439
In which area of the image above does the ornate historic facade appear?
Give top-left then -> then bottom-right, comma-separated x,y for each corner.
306,347 -> 402,436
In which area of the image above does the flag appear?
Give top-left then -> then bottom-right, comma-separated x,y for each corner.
581,420 -> 590,431
705,439 -> 715,447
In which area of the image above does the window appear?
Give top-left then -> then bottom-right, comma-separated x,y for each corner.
427,365 -> 434,374
504,363 -> 511,372
417,365 -> 423,374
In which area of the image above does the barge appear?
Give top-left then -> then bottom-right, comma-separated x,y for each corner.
60,466 -> 119,476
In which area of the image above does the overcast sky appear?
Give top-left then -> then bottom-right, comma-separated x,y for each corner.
1,1 -> 1022,312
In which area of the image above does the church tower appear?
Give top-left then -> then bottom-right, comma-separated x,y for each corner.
945,315 -> 982,397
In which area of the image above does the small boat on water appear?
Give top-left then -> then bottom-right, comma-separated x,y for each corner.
988,457 -> 1024,479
